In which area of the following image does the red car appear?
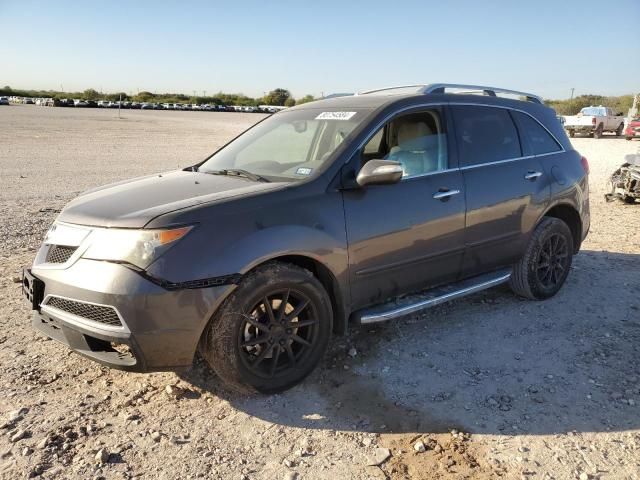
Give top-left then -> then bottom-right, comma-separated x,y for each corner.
625,117 -> 640,140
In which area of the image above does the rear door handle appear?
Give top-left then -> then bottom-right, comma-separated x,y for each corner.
433,189 -> 461,200
524,171 -> 543,180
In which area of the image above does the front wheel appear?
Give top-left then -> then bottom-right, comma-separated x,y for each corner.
626,136 -> 633,141
568,130 -> 575,138
510,218 -> 574,300
199,262 -> 333,394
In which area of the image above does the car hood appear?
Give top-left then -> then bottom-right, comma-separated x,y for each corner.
58,170 -> 288,228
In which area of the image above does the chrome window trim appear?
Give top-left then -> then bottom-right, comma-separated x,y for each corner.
41,294 -> 129,333
458,150 -> 565,171
401,168 -> 459,180
459,155 -> 535,171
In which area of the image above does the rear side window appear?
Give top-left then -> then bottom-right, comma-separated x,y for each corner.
511,111 -> 562,156
451,106 -> 521,167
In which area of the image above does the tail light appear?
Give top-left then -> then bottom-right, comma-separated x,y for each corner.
592,117 -> 596,125
581,156 -> 590,174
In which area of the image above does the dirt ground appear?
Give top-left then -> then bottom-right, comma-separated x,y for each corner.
1,105 -> 639,480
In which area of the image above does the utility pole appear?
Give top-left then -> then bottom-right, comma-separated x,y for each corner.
570,88 -> 575,100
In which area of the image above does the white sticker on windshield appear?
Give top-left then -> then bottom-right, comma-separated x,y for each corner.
296,167 -> 313,176
315,111 -> 356,121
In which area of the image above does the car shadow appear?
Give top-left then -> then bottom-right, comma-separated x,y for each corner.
179,249 -> 640,436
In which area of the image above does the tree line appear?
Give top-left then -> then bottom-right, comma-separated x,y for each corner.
0,86 -> 317,107
1,85 -> 635,114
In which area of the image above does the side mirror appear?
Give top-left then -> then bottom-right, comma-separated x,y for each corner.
356,160 -> 403,187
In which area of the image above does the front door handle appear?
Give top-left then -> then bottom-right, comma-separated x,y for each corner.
433,189 -> 461,200
524,171 -> 543,180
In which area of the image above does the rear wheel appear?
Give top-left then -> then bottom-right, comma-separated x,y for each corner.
594,124 -> 604,139
568,130 -> 575,138
623,196 -> 636,204
199,262 -> 333,394
510,218 -> 574,300
626,136 -> 633,141
616,123 -> 624,136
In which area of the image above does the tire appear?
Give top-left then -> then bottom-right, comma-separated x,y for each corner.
594,124 -> 604,139
568,130 -> 575,138
626,136 -> 633,141
199,262 -> 333,394
616,123 -> 624,136
510,218 -> 574,300
623,196 -> 636,204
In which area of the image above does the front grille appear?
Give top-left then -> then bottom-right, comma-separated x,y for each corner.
45,297 -> 122,327
46,245 -> 77,264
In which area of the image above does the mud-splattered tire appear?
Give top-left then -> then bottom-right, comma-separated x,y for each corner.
510,218 -> 574,300
199,262 -> 332,394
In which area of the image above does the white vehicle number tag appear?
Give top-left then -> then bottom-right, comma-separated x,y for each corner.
315,111 -> 356,121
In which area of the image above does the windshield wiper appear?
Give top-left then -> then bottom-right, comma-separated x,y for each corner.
205,169 -> 270,182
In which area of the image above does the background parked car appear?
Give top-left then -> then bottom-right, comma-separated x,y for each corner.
563,106 -> 625,138
625,117 -> 640,140
0,96 -> 9,105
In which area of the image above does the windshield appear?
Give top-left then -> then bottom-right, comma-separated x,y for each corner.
580,107 -> 605,116
198,108 -> 370,181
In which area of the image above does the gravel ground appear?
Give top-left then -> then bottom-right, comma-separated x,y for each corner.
1,105 -> 639,480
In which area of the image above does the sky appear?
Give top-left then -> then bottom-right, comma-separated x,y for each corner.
1,0 -> 639,100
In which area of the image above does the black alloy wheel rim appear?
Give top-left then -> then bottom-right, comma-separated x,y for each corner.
536,233 -> 569,288
238,289 -> 319,378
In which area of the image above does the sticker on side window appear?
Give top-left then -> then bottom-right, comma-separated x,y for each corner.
315,111 -> 356,121
295,167 -> 313,176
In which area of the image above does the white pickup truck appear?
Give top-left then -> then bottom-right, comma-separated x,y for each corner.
563,106 -> 625,139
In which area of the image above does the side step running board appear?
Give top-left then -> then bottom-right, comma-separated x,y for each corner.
353,269 -> 512,324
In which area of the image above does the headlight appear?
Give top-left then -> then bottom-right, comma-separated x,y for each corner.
82,226 -> 193,269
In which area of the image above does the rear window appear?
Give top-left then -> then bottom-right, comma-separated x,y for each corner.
451,106 -> 521,167
511,111 -> 562,156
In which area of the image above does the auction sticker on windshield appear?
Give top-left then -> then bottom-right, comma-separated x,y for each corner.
315,111 -> 357,120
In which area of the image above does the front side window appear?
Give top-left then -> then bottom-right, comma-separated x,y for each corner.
511,111 -> 562,156
452,105 -> 521,167
199,108 -> 371,181
361,110 -> 448,178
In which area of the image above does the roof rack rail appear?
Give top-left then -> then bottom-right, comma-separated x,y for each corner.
357,83 -> 543,104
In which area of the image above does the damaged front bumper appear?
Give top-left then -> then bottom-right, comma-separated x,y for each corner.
23,260 -> 235,372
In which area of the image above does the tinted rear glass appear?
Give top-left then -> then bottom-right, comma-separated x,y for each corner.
452,106 -> 521,167
511,111 -> 562,156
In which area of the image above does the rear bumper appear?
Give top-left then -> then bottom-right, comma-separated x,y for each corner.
25,260 -> 235,372
624,127 -> 640,137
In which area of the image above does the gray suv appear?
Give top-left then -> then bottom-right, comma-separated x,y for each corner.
23,84 -> 590,393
